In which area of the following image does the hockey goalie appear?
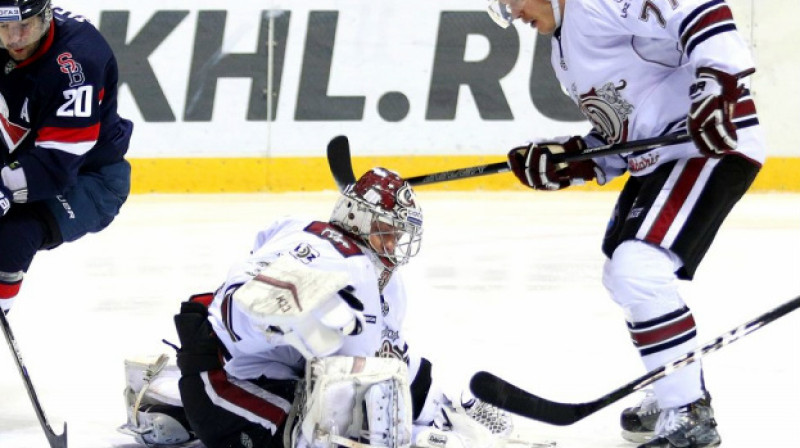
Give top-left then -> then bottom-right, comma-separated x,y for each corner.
118,168 -> 554,448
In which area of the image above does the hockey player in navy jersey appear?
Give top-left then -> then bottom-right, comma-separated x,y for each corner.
0,0 -> 133,312
488,0 -> 764,446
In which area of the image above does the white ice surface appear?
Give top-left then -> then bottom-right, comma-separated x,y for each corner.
0,191 -> 798,448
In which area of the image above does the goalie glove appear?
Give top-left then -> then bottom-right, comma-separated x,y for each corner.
233,256 -> 365,359
507,136 -> 606,191
688,67 -> 753,158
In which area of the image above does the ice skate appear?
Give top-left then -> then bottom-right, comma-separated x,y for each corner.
621,390 -> 660,443
637,396 -> 720,448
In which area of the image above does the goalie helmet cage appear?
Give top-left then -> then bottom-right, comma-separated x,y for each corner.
469,294 -> 800,426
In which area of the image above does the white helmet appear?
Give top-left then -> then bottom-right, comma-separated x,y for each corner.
330,167 -> 423,267
487,0 -> 562,29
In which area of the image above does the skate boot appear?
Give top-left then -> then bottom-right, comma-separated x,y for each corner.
637,396 -> 720,448
621,390 -> 660,443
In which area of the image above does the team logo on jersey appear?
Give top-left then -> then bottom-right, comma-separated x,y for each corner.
579,80 -> 633,144
376,340 -> 409,363
290,242 -> 319,264
628,151 -> 661,174
0,93 -> 31,153
57,52 -> 86,87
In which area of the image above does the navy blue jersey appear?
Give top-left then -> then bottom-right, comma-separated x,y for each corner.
0,8 -> 132,203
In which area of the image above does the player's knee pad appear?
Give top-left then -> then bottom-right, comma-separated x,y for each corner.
603,240 -> 685,321
174,300 -> 223,375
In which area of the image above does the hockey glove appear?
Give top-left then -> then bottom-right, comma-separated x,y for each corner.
688,67 -> 753,158
233,256 -> 364,359
0,183 -> 11,217
507,136 -> 606,191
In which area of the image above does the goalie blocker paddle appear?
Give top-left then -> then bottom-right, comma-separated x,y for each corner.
469,294 -> 800,426
326,133 -> 692,190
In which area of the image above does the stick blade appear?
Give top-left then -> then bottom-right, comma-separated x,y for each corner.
45,422 -> 67,448
326,135 -> 357,191
470,371 -> 590,426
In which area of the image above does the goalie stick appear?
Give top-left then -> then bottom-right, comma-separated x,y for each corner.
0,311 -> 68,448
326,133 -> 692,190
469,294 -> 800,426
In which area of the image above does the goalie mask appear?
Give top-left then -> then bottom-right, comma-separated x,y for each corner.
0,0 -> 53,55
330,168 -> 423,268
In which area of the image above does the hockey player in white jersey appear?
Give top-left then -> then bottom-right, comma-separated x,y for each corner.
119,167 -> 546,448
488,0 -> 764,447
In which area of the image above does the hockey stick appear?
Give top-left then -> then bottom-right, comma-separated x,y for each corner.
326,133 -> 692,190
0,311 -> 68,448
469,294 -> 800,426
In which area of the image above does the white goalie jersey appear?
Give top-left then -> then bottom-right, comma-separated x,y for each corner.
207,216 -> 417,382
554,0 -> 766,179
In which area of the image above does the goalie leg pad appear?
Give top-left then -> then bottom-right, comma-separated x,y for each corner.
297,356 -> 413,448
124,354 -> 183,407
118,402 -> 195,446
118,354 -> 196,445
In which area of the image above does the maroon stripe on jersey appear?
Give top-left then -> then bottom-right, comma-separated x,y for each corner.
680,6 -> 733,49
733,98 -> 757,119
207,369 -> 288,425
630,314 -> 696,347
38,124 -> 101,144
0,279 -> 21,299
644,158 -> 707,245
220,294 -> 240,342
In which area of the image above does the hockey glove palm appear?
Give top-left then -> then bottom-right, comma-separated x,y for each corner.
688,67 -> 752,157
507,136 -> 605,191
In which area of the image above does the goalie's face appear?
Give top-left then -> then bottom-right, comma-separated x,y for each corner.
330,167 -> 424,269
367,215 -> 422,268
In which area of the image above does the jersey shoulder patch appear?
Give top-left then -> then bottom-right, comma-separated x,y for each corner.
304,221 -> 364,258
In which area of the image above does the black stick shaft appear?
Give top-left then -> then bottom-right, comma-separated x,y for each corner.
470,295 -> 800,426
326,134 -> 691,190
0,311 -> 68,448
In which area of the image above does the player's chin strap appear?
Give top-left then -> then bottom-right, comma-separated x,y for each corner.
550,0 -> 562,29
